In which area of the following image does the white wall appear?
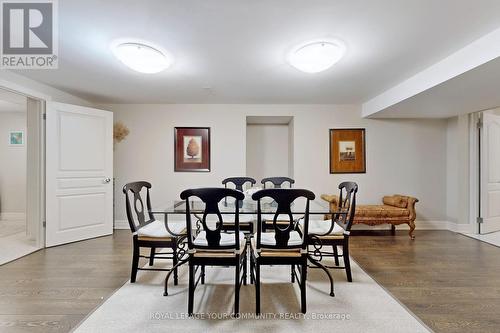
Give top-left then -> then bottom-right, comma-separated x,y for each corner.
109,104 -> 449,224
446,117 -> 459,223
0,112 -> 26,217
246,124 -> 290,181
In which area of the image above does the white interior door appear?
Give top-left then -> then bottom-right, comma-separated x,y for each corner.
480,111 -> 500,234
46,102 -> 113,246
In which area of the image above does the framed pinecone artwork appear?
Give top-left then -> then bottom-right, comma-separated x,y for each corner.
174,127 -> 211,172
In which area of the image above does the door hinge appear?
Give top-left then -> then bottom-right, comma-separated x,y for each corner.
42,113 -> 46,120
42,220 -> 46,227
477,118 -> 483,129
477,217 -> 483,224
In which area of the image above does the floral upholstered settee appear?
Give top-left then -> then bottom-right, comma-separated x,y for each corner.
320,194 -> 419,239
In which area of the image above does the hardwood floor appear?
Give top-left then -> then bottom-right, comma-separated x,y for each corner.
0,231 -> 138,333
0,229 -> 499,332
350,230 -> 500,333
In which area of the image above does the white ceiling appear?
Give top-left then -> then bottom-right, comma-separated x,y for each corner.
11,0 -> 500,104
370,57 -> 500,118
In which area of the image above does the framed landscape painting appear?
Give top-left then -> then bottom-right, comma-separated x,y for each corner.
174,127 -> 210,172
329,128 -> 366,174
9,131 -> 24,146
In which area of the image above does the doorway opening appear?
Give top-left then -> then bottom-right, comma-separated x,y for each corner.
0,88 -> 44,265
465,108 -> 500,247
245,116 -> 294,182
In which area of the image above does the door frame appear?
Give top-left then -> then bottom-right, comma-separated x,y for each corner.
469,112 -> 480,234
471,108 -> 500,234
0,81 -> 48,248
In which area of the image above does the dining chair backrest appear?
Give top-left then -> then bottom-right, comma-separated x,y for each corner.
222,177 -> 257,192
123,181 -> 154,233
252,188 -> 315,250
261,177 -> 295,189
180,188 -> 245,250
335,182 -> 358,231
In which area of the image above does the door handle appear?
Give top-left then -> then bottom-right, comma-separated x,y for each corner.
104,178 -> 111,183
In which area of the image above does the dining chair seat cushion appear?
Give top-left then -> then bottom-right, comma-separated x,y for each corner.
261,214 -> 303,223
221,214 -> 255,223
307,219 -> 345,236
193,231 -> 246,248
137,220 -> 185,239
251,238 -> 302,257
193,251 -> 243,258
259,231 -> 303,247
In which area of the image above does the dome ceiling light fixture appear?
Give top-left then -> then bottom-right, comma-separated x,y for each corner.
287,39 -> 346,73
111,40 -> 172,74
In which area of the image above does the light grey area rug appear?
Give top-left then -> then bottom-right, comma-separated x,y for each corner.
74,259 -> 430,333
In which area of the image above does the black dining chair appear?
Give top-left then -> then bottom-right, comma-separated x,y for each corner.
305,182 -> 358,295
181,188 -> 247,316
221,177 -> 257,233
261,177 -> 296,231
261,176 -> 295,189
222,177 -> 257,191
123,181 -> 186,284
250,188 -> 315,314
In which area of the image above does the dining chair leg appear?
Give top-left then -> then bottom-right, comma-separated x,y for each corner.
300,262 -> 307,314
243,251 -> 248,286
333,245 -> 340,266
149,247 -> 156,266
250,255 -> 254,284
255,262 -> 261,314
291,264 -> 295,282
172,245 -> 178,286
130,242 -> 139,283
343,241 -> 352,282
201,265 -> 205,285
234,256 -> 240,315
188,262 -> 195,316
308,254 -> 334,296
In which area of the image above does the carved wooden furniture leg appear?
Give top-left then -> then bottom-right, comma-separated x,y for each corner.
408,221 -> 416,240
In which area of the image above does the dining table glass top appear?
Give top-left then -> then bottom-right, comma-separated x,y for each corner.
151,198 -> 330,215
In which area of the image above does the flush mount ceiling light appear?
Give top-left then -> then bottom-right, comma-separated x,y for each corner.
111,40 -> 172,74
288,39 -> 346,73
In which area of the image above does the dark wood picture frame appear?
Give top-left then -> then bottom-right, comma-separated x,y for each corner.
174,127 -> 211,172
329,128 -> 366,174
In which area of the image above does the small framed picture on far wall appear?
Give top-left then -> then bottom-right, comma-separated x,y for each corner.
329,128 -> 366,174
9,131 -> 24,146
174,127 -> 211,172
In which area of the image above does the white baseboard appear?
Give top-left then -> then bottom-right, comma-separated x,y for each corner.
0,212 -> 26,221
114,218 -> 475,233
351,220 -> 450,231
114,220 -> 129,230
449,222 -> 475,234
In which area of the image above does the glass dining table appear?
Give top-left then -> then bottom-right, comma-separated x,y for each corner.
150,198 -> 335,296
151,198 -> 331,217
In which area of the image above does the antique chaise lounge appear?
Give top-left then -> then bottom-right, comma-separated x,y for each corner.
321,194 -> 419,239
